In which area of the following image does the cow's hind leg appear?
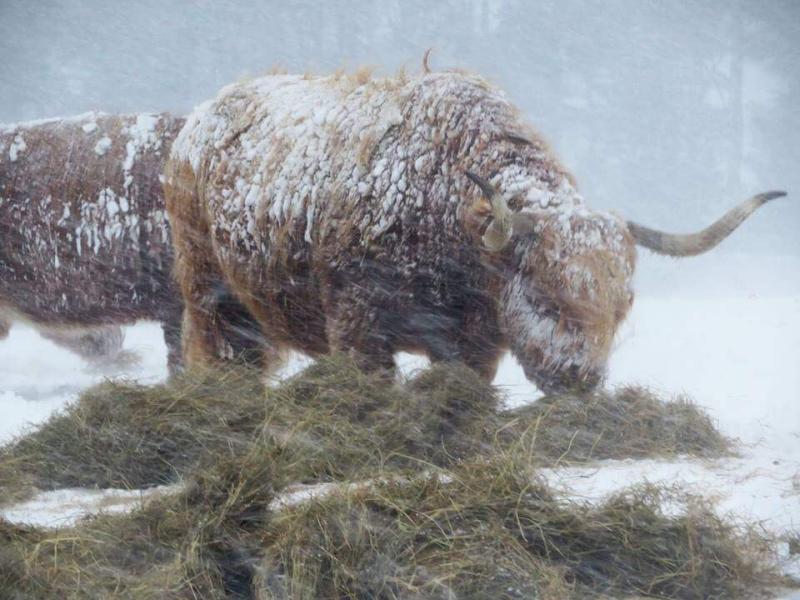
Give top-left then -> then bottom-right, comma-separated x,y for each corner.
161,272 -> 276,375
174,240 -> 233,369
159,283 -> 273,376
0,316 -> 9,340
167,168 -> 251,370
161,306 -> 184,376
212,281 -> 271,367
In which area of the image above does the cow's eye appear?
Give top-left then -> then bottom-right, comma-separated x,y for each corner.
507,195 -> 525,211
540,302 -> 560,321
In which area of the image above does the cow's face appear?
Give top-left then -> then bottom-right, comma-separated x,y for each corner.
501,212 -> 636,393
464,171 -> 637,393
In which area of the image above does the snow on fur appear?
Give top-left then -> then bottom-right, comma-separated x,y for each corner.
167,70 -> 636,391
0,112 -> 186,369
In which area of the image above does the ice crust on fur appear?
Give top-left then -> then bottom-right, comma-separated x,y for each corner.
169,71 -> 636,386
0,113 -> 185,367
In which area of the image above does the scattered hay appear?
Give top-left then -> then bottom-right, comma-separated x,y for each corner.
0,452 -> 784,599
258,457 -> 780,599
0,443 -> 279,599
0,358 -> 785,597
504,386 -> 732,464
0,357 -> 731,506
0,358 -> 501,503
270,358 -> 502,479
0,367 -> 268,501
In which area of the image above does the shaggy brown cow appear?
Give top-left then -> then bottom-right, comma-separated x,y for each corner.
0,112 -> 185,369
0,112 -> 266,372
165,70 -> 786,392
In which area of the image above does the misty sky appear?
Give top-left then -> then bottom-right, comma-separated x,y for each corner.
1,0 -> 798,255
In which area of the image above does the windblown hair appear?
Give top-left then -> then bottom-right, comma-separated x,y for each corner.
165,70 -> 634,389
165,65 -> 787,390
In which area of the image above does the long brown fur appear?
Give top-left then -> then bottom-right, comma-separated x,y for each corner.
165,71 -> 636,391
0,113 -> 261,372
165,68 -> 785,391
0,113 -> 186,368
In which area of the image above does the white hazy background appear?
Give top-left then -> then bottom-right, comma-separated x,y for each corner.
1,0 -> 799,261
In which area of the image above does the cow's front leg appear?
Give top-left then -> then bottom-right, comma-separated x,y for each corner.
425,335 -> 504,381
428,345 -> 503,381
0,316 -> 10,340
325,293 -> 397,378
418,308 -> 504,381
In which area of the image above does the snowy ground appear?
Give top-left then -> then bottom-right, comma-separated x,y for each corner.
1,254 -> 798,586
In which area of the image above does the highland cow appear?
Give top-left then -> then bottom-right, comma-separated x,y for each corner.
0,112 -> 186,369
165,70 -> 786,392
0,112 -> 265,373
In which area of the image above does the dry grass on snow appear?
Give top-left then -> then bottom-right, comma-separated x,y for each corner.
0,356 -> 784,599
0,356 -> 730,503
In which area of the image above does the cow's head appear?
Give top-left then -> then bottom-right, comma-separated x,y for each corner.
466,171 -> 787,394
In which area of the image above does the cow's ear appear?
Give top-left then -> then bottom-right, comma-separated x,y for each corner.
464,171 -> 512,252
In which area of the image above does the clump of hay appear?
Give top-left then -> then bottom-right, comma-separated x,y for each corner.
0,367 -> 268,501
0,443 -> 279,598
504,385 -> 732,464
0,452 -> 784,599
258,456 -> 780,599
0,358 -> 786,598
0,357 -> 502,503
0,357 -> 730,506
271,357 -> 502,479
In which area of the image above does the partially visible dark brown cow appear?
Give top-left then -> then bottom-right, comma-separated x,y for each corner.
0,113 -> 187,369
0,112 -> 265,372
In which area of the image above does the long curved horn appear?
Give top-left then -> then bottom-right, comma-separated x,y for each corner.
627,191 -> 787,257
466,171 -> 513,251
